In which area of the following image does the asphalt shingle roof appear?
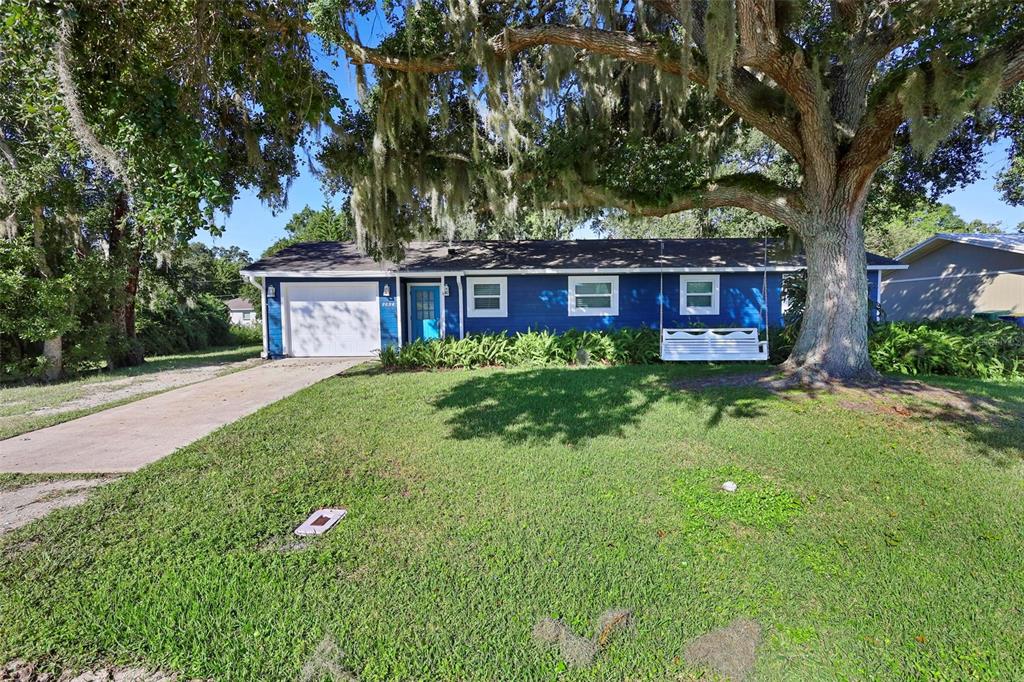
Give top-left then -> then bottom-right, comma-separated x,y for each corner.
241,239 -> 904,274
224,297 -> 254,311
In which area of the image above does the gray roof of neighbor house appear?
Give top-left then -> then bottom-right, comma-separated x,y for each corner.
897,232 -> 1024,262
224,297 -> 254,312
241,239 -> 905,275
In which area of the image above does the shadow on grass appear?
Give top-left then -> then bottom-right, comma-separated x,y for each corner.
762,373 -> 1024,464
875,377 -> 1024,464
432,365 -> 773,444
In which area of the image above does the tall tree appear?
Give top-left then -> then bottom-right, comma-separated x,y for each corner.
2,0 -> 337,367
264,203 -> 355,257
306,0 -> 1024,381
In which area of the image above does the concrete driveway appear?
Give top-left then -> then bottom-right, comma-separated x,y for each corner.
0,358 -> 361,474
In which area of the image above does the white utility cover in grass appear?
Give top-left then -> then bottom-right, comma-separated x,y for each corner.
294,508 -> 347,536
285,282 -> 380,357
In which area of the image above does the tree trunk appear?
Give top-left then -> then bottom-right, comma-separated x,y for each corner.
784,202 -> 878,383
106,190 -> 144,368
31,205 -> 64,381
42,337 -> 62,381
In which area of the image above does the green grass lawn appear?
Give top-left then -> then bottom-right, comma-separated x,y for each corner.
0,345 -> 262,440
1,364 -> 1022,680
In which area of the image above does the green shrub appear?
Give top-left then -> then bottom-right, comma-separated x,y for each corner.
229,324 -> 263,346
869,318 -> 1024,380
136,293 -> 232,356
378,328 -> 663,369
379,319 -> 1024,380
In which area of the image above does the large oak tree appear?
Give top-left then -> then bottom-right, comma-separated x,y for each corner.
305,0 -> 1024,381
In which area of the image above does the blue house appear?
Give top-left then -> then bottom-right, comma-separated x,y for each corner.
240,239 -> 905,358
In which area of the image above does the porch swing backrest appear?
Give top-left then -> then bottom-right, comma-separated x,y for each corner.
660,328 -> 768,361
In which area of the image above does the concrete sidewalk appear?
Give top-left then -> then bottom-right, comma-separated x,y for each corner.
0,358 -> 360,474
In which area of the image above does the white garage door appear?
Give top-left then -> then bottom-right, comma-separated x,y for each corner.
284,282 -> 381,357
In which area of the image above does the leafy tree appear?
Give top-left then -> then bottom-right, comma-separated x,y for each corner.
599,200 -> 1001,259
144,243 -> 253,302
264,203 -> 355,257
307,0 -> 1024,381
0,238 -> 76,379
453,209 -> 579,240
866,203 -> 1001,258
2,0 -> 337,367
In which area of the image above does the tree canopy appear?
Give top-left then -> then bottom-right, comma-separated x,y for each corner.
1,0 -> 339,370
301,0 -> 1024,253
304,0 -> 1024,379
5,0 -> 1024,380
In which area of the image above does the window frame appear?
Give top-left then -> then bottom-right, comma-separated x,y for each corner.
567,275 -> 619,317
466,276 -> 508,318
679,274 -> 721,315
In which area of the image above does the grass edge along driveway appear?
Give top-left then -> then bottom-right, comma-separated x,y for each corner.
0,345 -> 262,441
1,364 -> 1021,680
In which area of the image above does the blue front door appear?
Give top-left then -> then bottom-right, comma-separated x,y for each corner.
409,284 -> 441,341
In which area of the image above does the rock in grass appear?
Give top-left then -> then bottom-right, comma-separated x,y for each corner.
684,618 -> 762,681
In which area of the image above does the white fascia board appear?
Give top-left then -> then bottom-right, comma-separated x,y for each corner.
894,236 -> 946,263
240,269 -> 394,278
393,271 -> 465,278
242,265 -> 906,277
461,266 -> 805,274
240,269 -> 465,278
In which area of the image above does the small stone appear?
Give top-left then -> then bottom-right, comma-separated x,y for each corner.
722,481 -> 738,493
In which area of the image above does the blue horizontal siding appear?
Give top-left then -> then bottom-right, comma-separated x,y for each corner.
463,272 -> 785,336
261,269 -> 881,356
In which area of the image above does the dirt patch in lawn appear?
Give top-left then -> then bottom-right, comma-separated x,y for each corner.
670,370 -> 778,390
0,477 -> 118,536
0,659 -> 206,681
684,618 -> 762,681
298,635 -> 359,682
532,608 -> 634,668
674,371 -> 1015,425
824,380 -> 1022,433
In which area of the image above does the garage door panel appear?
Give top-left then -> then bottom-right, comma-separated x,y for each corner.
285,283 -> 381,357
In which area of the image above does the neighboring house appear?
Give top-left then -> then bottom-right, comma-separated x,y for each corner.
240,239 -> 904,358
881,233 -> 1024,321
225,297 -> 257,326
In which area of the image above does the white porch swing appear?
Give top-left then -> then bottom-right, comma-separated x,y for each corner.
659,234 -> 771,362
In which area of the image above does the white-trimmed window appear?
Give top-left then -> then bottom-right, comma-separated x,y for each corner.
467,276 -> 508,317
680,275 -> 720,315
568,275 -> 619,317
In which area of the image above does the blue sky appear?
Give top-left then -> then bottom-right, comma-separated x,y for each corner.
199,27 -> 1024,258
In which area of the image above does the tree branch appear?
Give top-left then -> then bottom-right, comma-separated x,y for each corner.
54,20 -> 131,189
333,22 -> 804,163
843,43 -> 1024,192
0,137 -> 17,238
551,173 -> 804,227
